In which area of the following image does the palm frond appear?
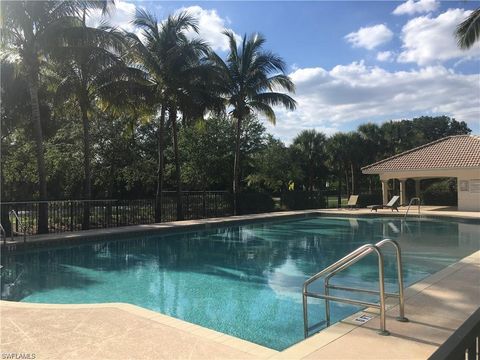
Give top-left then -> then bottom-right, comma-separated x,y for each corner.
248,101 -> 276,124
133,8 -> 159,35
169,11 -> 199,34
251,92 -> 297,111
222,30 -> 239,68
260,74 -> 295,93
456,8 -> 480,49
250,50 -> 287,75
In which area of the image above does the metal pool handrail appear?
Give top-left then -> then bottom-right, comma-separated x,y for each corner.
0,224 -> 6,245
9,210 -> 27,243
302,239 -> 408,338
404,197 -> 421,219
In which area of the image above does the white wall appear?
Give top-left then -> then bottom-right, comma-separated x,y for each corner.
457,170 -> 480,212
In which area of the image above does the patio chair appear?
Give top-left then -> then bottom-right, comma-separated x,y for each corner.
345,195 -> 359,209
367,195 -> 400,212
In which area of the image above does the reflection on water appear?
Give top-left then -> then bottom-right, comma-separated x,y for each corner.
1,216 -> 478,350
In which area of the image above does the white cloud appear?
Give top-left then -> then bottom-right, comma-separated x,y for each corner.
376,51 -> 394,62
86,0 -> 137,32
177,6 -> 241,52
266,62 -> 479,143
345,24 -> 394,50
398,9 -> 480,65
87,3 -> 240,52
393,0 -> 439,16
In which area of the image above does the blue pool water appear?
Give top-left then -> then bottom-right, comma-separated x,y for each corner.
1,216 -> 478,350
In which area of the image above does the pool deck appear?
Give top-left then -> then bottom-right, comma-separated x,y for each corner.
1,207 -> 479,359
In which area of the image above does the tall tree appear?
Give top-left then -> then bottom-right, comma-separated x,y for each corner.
128,10 -> 214,221
246,135 -> 293,192
52,22 -> 127,228
209,31 -> 296,214
0,0 -> 110,233
291,130 -> 327,191
326,133 -> 354,196
455,8 -> 480,49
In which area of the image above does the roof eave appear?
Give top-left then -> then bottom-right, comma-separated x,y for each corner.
362,165 -> 480,175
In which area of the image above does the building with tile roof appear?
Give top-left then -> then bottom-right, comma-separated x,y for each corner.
362,135 -> 480,211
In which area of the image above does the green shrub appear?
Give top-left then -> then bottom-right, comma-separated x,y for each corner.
422,190 -> 457,206
281,191 -> 326,210
237,192 -> 275,214
421,178 -> 457,205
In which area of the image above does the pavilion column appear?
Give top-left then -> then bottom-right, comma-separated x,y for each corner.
415,179 -> 421,198
399,179 -> 407,206
381,180 -> 389,205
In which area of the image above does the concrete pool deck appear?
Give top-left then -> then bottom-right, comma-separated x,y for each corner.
1,207 -> 479,359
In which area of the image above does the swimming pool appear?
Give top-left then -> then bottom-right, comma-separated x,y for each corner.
1,216 -> 478,350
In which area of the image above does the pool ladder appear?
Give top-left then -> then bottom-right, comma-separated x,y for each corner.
302,239 -> 408,338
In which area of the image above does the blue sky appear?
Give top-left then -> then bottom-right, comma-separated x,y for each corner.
90,0 -> 480,142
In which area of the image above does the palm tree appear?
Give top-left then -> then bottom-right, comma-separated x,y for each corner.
52,21 -> 128,229
208,32 -> 296,214
326,132 -> 363,197
1,0 -> 111,233
455,8 -> 480,49
326,133 -> 351,198
127,10 -> 214,221
292,130 -> 327,191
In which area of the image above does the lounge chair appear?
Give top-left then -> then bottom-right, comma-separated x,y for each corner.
345,195 -> 359,209
367,195 -> 400,212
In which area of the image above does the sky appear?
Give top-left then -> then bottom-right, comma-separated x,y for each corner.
88,0 -> 480,143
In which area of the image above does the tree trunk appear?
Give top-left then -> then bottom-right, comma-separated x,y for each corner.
170,106 -> 183,221
344,168 -> 350,197
350,162 -> 355,195
337,175 -> 342,208
233,115 -> 243,215
27,74 -> 48,234
80,99 -> 91,230
155,106 -> 166,222
309,161 -> 314,192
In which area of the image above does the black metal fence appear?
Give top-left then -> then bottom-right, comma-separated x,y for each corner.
1,191 -> 232,236
428,307 -> 480,360
1,191 -> 378,237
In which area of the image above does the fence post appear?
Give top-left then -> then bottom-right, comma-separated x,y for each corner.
116,201 -> 119,227
82,200 -> 90,230
70,201 -> 74,231
202,191 -> 206,218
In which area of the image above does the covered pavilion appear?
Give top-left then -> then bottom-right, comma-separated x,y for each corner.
362,135 -> 480,211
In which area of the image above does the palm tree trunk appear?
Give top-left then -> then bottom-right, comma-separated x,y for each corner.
80,98 -> 91,230
309,164 -> 314,192
350,162 -> 355,195
27,74 -> 48,234
170,106 -> 183,221
155,106 -> 166,222
233,115 -> 242,215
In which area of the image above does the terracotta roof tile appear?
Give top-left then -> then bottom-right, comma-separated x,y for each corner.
362,135 -> 480,174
